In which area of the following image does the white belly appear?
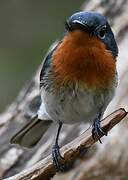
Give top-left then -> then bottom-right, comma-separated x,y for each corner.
38,85 -> 115,124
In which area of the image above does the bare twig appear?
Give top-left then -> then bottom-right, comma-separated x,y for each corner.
5,108 -> 127,180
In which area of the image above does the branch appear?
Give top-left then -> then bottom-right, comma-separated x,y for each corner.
5,108 -> 127,180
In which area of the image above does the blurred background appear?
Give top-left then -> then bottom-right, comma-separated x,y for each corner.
0,0 -> 84,112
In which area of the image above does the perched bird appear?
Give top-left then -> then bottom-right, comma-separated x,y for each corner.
11,11 -> 118,170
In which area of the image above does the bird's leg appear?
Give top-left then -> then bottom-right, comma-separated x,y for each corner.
92,113 -> 107,143
52,121 -> 64,170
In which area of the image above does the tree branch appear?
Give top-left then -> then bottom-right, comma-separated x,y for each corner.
5,108 -> 127,180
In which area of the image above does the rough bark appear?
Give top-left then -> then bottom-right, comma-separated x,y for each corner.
0,0 -> 128,179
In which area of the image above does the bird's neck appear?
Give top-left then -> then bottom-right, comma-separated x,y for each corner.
52,30 -> 116,89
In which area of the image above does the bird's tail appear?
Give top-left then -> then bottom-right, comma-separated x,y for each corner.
10,115 -> 53,148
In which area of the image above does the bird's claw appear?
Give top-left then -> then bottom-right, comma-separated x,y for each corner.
92,119 -> 107,143
52,144 -> 64,171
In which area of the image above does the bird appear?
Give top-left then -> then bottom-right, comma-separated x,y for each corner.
11,11 -> 118,170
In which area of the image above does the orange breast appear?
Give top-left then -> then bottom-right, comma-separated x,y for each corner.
52,30 -> 116,89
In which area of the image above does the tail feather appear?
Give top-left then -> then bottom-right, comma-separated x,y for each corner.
10,115 -> 53,148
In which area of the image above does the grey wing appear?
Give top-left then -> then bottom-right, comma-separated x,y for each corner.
38,41 -> 62,120
40,42 -> 60,88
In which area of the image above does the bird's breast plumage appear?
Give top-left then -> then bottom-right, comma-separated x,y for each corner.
52,30 -> 116,90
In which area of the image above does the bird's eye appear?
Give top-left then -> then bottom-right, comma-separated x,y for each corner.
98,26 -> 106,39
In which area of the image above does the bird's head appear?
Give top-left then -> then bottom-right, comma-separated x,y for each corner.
66,11 -> 118,58
52,11 -> 118,89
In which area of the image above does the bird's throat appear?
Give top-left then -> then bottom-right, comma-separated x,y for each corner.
52,30 -> 116,89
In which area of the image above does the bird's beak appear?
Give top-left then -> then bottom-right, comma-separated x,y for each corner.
66,19 -> 90,32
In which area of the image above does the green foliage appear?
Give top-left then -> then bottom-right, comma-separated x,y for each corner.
0,1 -> 84,112
124,177 -> 128,180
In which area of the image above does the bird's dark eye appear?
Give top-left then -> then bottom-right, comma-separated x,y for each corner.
98,26 -> 106,39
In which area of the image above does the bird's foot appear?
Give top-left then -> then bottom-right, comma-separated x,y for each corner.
92,118 -> 107,143
52,144 -> 65,171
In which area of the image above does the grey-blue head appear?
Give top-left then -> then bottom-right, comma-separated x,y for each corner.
66,11 -> 118,58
